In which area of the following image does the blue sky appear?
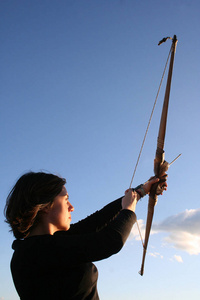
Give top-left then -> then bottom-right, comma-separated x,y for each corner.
1,1 -> 200,299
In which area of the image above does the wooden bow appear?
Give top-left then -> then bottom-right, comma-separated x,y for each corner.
139,35 -> 178,276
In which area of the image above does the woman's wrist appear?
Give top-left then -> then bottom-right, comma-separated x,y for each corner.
132,184 -> 147,201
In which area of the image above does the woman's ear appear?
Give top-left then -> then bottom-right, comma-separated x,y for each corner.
41,203 -> 52,214
42,207 -> 49,214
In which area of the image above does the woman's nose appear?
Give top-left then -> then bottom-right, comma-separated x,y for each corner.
68,202 -> 74,212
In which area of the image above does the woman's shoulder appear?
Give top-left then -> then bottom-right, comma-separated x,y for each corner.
12,234 -> 55,251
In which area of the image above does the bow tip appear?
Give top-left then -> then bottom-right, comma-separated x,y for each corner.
138,270 -> 144,276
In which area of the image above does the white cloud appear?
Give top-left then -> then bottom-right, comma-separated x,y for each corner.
153,208 -> 200,235
130,208 -> 200,255
149,252 -> 163,259
153,208 -> 200,255
173,255 -> 183,263
164,231 -> 200,255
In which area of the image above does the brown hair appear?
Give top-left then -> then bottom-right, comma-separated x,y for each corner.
4,171 -> 66,239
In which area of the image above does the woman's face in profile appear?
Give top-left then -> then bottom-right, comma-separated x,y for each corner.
46,186 -> 74,232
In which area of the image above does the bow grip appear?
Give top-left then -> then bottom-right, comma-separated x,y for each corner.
154,148 -> 169,177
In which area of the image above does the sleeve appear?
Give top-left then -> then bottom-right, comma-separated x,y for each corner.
54,209 -> 136,263
68,197 -> 123,235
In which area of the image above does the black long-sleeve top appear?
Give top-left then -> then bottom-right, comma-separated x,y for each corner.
11,198 -> 136,300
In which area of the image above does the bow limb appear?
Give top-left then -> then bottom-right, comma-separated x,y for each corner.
139,35 -> 178,276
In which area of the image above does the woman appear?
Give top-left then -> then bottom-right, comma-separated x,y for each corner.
5,171 -> 167,300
